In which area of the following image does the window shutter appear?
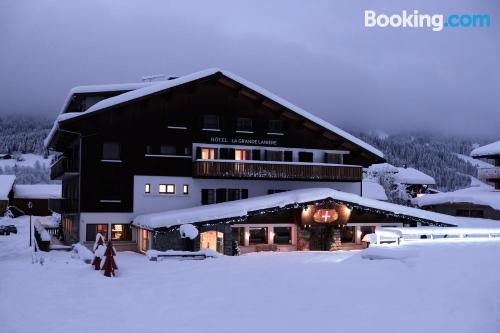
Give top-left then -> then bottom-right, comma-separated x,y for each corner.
241,189 -> 249,199
196,147 -> 202,159
284,151 -> 293,162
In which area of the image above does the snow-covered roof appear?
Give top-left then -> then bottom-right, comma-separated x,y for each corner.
132,187 -> 496,230
44,82 -> 159,148
14,184 -> 62,199
362,180 -> 388,201
470,140 -> 500,158
46,68 -> 383,159
367,163 -> 399,174
0,175 -> 16,200
415,186 -> 500,211
394,167 -> 436,185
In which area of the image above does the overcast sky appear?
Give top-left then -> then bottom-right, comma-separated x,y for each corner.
0,0 -> 499,137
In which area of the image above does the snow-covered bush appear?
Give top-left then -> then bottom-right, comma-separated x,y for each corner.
179,224 -> 199,240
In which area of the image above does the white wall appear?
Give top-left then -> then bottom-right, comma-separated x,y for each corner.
133,175 -> 361,215
79,212 -> 136,242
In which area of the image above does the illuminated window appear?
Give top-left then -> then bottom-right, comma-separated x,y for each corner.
183,184 -> 189,195
159,184 -> 175,194
141,229 -> 149,252
111,224 -> 132,241
145,183 -> 151,194
86,224 -> 108,242
235,149 -> 251,161
201,148 -> 216,160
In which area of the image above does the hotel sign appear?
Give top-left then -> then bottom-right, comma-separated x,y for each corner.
313,209 -> 339,223
209,136 -> 278,146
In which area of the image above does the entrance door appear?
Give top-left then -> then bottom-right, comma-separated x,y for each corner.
200,231 -> 224,254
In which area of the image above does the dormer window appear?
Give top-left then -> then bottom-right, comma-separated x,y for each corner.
236,118 -> 253,132
203,115 -> 220,131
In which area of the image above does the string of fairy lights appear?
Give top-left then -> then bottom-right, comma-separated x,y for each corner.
142,198 -> 454,239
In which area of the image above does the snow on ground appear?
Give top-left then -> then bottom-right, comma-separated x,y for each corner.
1,216 -> 500,333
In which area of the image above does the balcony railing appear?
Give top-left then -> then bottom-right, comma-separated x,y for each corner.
48,198 -> 78,214
193,160 -> 362,181
478,167 -> 500,181
50,157 -> 79,180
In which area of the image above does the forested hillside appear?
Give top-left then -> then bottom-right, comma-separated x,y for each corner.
357,132 -> 493,191
0,115 -> 52,154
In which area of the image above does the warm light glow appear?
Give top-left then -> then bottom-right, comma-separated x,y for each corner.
201,148 -> 216,160
416,193 -> 425,198
235,149 -> 250,161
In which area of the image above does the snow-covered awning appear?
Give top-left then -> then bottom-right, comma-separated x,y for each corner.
132,188 -> 499,231
471,140 -> 500,158
46,68 -> 384,160
415,186 -> 500,211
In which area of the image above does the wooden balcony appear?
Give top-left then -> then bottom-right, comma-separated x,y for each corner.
478,167 -> 500,182
50,157 -> 79,180
193,160 -> 362,181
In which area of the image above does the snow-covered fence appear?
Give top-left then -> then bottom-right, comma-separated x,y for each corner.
33,220 -> 51,251
374,226 -> 500,245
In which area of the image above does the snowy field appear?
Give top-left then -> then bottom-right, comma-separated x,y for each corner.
1,217 -> 500,333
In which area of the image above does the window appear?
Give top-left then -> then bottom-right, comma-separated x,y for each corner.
201,189 -> 216,205
160,145 -> 176,155
159,184 -> 175,194
249,227 -> 268,245
325,153 -> 342,164
201,148 -> 216,160
183,184 -> 189,195
298,152 -> 313,162
232,227 -> 245,246
266,150 -> 283,161
182,146 -> 192,156
268,120 -> 283,134
236,118 -> 253,132
86,224 -> 108,242
235,149 -> 251,161
141,229 -> 149,252
145,183 -> 151,194
101,181 -> 120,201
102,142 -> 120,160
273,227 -> 292,245
202,188 -> 247,204
111,224 -> 132,241
146,145 -> 153,154
203,115 -> 220,130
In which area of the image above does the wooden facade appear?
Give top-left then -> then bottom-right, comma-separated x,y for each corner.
46,71 -> 384,249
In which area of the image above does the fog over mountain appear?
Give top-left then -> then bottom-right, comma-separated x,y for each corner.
0,0 -> 499,137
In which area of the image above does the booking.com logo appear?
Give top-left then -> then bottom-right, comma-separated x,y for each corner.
365,10 -> 491,32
